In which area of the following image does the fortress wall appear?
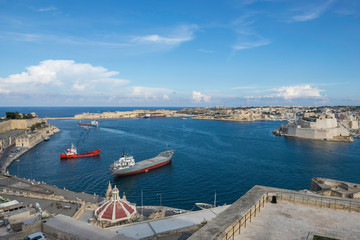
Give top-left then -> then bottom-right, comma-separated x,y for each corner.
314,118 -> 337,129
0,121 -> 12,134
336,127 -> 350,137
293,128 -> 316,139
10,118 -> 45,129
349,121 -> 359,129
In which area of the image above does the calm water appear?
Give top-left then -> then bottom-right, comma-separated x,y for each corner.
4,107 -> 360,210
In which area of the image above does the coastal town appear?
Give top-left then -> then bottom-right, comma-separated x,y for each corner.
0,107 -> 359,239
63,106 -> 360,141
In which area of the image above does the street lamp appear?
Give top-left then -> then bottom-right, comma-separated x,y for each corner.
16,159 -> 19,177
157,193 -> 162,206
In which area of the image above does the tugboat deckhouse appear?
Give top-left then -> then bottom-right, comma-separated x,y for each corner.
95,185 -> 137,225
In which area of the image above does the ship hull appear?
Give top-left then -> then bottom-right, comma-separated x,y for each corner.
111,150 -> 174,176
78,122 -> 91,126
60,149 -> 101,159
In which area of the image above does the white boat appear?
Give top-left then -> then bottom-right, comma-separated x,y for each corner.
195,192 -> 216,210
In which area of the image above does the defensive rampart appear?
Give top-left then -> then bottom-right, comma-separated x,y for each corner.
0,119 -> 45,134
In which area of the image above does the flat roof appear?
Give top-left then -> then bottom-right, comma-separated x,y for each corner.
235,201 -> 360,240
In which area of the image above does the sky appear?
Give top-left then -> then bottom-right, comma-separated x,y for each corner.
0,0 -> 359,107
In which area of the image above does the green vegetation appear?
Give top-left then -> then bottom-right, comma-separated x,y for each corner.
30,121 -> 46,131
5,112 -> 35,119
313,235 -> 339,240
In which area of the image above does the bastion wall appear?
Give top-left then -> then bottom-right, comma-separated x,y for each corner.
0,119 -> 45,134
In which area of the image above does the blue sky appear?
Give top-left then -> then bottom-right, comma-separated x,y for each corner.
0,0 -> 359,107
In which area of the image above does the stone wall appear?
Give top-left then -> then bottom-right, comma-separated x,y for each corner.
10,119 -> 45,130
0,121 -> 12,134
0,119 -> 45,134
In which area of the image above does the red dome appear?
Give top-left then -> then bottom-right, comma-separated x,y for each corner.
95,186 -> 137,224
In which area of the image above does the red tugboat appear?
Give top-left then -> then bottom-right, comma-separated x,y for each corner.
60,144 -> 101,159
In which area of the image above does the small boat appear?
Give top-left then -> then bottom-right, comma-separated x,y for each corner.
44,136 -> 50,141
195,203 -> 214,210
196,192 -> 216,210
110,149 -> 174,176
181,117 -> 187,120
60,144 -> 101,159
78,120 -> 99,127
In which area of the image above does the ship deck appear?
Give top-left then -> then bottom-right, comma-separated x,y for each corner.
135,150 -> 174,166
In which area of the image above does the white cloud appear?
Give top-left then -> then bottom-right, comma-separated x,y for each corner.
292,0 -> 335,22
232,86 -> 257,90
233,39 -> 270,50
231,13 -> 271,52
198,49 -> 214,54
36,7 -> 57,12
130,86 -> 174,101
0,88 -> 10,94
192,91 -> 211,103
0,60 -> 129,95
133,24 -> 198,46
265,84 -> 325,99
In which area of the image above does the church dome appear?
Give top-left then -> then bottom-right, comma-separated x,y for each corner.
95,186 -> 137,224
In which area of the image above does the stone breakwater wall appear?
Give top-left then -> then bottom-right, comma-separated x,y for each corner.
74,109 -> 188,119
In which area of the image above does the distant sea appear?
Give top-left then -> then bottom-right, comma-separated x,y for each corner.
3,107 -> 360,210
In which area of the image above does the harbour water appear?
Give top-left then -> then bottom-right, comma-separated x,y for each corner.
3,107 -> 360,210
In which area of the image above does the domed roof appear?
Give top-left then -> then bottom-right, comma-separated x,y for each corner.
112,186 -> 119,193
95,186 -> 137,224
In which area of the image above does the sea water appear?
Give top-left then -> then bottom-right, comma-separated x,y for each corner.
3,107 -> 360,210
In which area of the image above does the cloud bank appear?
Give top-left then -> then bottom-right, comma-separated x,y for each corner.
265,84 -> 325,99
192,91 -> 211,103
0,60 -> 129,95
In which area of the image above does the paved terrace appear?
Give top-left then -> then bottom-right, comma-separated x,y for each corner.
235,201 -> 360,240
189,185 -> 360,240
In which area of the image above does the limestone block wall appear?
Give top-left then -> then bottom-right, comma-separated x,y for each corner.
337,126 -> 350,136
0,119 -> 45,134
294,128 -> 316,139
10,118 -> 45,129
313,118 -> 337,129
0,121 -> 12,133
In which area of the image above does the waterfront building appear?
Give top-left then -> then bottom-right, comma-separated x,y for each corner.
15,132 -> 43,148
94,185 -> 138,227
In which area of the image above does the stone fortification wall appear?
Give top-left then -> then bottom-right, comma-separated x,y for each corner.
286,125 -> 350,140
312,118 -> 337,129
0,119 -> 45,134
10,118 -> 45,130
0,121 -> 12,134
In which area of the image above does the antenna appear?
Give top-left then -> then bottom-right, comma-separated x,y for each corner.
214,190 -> 216,207
141,189 -> 143,216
